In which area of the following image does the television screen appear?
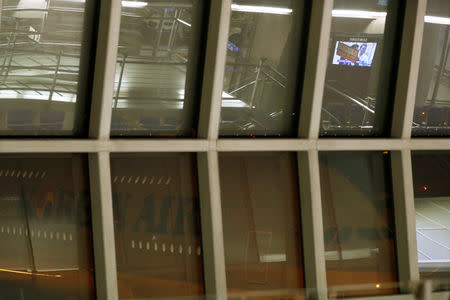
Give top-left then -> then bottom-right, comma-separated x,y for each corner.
332,41 -> 377,67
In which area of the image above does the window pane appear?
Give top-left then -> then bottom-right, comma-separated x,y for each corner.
219,152 -> 304,299
320,0 -> 402,136
319,151 -> 397,298
219,1 -> 309,137
111,1 -> 206,137
0,0 -> 95,136
412,152 -> 450,283
412,0 -> 450,136
110,153 -> 204,299
0,154 -> 95,299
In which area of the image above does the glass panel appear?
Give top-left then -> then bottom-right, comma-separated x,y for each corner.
412,0 -> 450,136
320,0 -> 402,136
219,152 -> 304,299
412,151 -> 450,284
219,0 -> 309,137
110,153 -> 204,299
319,151 -> 397,298
0,154 -> 95,299
0,0 -> 95,136
111,1 -> 206,137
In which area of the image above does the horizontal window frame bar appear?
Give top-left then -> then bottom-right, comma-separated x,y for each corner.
0,139 -> 209,152
217,139 -> 450,151
0,138 -> 449,153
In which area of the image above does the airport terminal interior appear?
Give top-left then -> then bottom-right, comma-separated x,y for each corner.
0,0 -> 448,299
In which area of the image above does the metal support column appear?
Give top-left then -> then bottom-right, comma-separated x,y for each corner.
48,50 -> 62,101
114,54 -> 127,108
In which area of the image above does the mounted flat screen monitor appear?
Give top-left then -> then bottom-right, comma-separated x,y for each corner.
332,41 -> 377,67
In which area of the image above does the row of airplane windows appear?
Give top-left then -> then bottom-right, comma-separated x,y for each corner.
0,223 -> 203,257
112,175 -> 172,185
130,240 -> 202,256
0,168 -> 178,187
0,168 -> 177,186
0,224 -> 202,255
0,225 -> 74,241
0,169 -> 47,180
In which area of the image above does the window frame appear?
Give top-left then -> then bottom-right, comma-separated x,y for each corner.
0,0 -> 448,300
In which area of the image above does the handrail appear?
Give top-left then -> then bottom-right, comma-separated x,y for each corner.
322,107 -> 342,124
326,84 -> 375,114
2,7 -> 84,13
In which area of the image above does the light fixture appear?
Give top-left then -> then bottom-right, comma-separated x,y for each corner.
332,9 -> 387,19
231,4 -> 293,15
64,0 -> 148,8
331,10 -> 450,25
122,1 -> 147,8
424,15 -> 450,25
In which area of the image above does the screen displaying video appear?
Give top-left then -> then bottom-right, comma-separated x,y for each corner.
332,41 -> 377,67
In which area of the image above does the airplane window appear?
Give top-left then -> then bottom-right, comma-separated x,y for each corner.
0,0 -> 95,136
412,0 -> 450,136
412,151 -> 450,285
219,0 -> 309,137
320,0 -> 403,136
319,151 -> 398,298
110,1 -> 207,137
219,152 -> 304,299
0,154 -> 95,299
110,153 -> 204,299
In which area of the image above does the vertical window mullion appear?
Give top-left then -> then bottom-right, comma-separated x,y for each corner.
87,1 -> 121,298
196,1 -> 230,297
297,151 -> 328,299
298,0 -> 333,139
297,1 -> 332,298
391,150 -> 420,292
197,151 -> 228,299
88,152 -> 119,300
391,0 -> 427,138
390,0 -> 426,293
197,0 -> 232,140
88,0 -> 121,139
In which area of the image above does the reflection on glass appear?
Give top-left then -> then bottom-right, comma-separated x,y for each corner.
319,151 -> 397,298
0,0 -> 94,136
111,1 -> 206,137
110,153 -> 204,299
219,1 -> 309,137
219,153 -> 304,299
320,0 -> 401,136
0,155 -> 94,299
412,0 -> 450,136
412,152 -> 450,284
